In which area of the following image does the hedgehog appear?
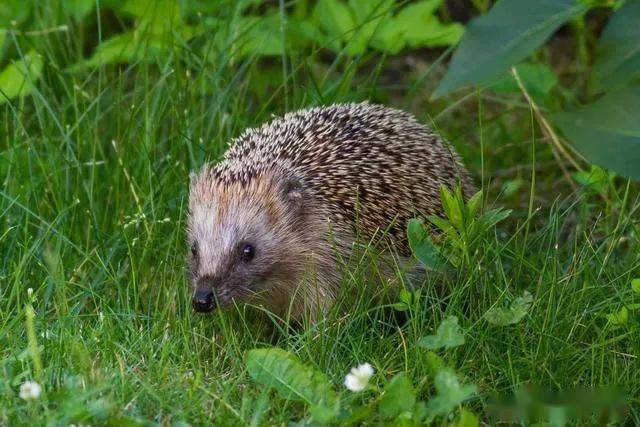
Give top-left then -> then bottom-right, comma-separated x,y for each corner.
187,103 -> 475,320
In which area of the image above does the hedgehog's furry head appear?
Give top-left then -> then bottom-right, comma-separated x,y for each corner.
187,168 -> 321,314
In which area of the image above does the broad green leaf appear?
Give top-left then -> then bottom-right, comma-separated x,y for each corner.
68,32 -> 172,69
440,186 -> 463,229
399,288 -> 412,305
0,0 -> 31,27
572,165 -> 611,193
289,18 -> 332,51
310,404 -> 340,424
374,2 -> 453,53
346,0 -> 394,55
475,208 -> 511,232
456,409 -> 479,427
425,370 -> 476,418
632,278 -> 640,294
592,0 -> 640,91
410,17 -> 463,48
314,0 -> 355,40
120,0 -> 182,35
490,62 -> 559,101
547,405 -> 569,427
313,0 -> 460,55
378,373 -> 416,419
219,14 -> 315,59
554,83 -> 640,181
606,306 -> 629,326
236,15 -> 285,57
117,0 -> 201,40
393,0 -> 463,48
394,288 -> 419,311
400,0 -> 441,17
485,291 -> 533,326
246,348 -> 338,420
427,215 -> 457,240
465,190 -> 483,219
336,405 -> 374,424
417,316 -> 465,350
371,16 -> 406,54
425,351 -> 445,376
407,218 -> 447,270
392,302 -> 410,311
0,50 -> 43,104
433,0 -> 587,97
413,401 -> 428,421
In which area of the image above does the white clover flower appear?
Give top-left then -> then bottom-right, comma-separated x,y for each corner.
27,288 -> 33,298
344,363 -> 374,392
19,381 -> 42,400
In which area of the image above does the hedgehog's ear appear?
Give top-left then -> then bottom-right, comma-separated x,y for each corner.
279,175 -> 305,211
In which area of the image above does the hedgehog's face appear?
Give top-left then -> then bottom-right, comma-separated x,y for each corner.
187,171 -> 309,314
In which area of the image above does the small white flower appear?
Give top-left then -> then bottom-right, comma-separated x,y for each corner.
344,363 -> 374,392
19,381 -> 42,400
27,288 -> 33,298
40,329 -> 54,339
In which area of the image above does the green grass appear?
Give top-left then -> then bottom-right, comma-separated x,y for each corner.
1,8 -> 640,426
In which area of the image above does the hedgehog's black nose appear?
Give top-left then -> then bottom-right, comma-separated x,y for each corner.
192,288 -> 215,313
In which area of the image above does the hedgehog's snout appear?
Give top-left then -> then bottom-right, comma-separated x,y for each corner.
192,276 -> 239,313
192,287 -> 216,313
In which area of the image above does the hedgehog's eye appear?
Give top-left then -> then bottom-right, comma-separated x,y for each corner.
241,244 -> 255,263
191,241 -> 198,258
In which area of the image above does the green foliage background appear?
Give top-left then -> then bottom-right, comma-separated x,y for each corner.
1,0 -> 639,425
